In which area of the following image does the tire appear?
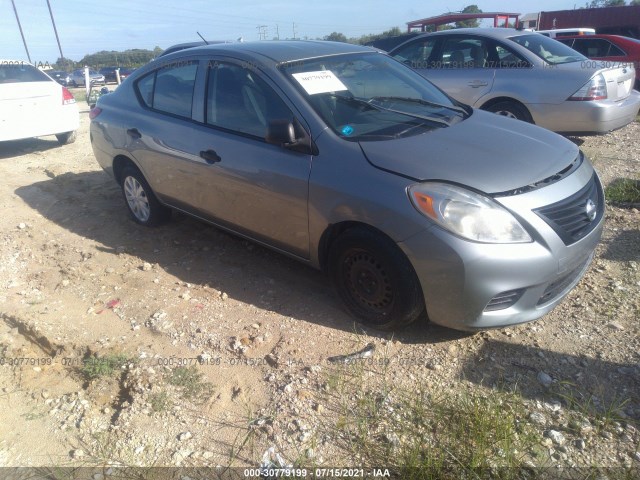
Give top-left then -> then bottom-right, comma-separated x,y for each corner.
328,227 -> 425,330
55,131 -> 77,145
120,165 -> 171,226
484,101 -> 533,123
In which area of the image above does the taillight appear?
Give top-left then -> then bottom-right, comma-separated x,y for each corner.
62,87 -> 75,105
89,107 -> 102,120
569,74 -> 607,101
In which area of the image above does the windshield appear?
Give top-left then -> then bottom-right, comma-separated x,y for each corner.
509,34 -> 587,65
281,52 -> 468,141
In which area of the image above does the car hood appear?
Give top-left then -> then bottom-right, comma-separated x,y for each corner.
358,110 -> 578,194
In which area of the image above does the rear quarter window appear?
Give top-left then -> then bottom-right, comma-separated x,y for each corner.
134,61 -> 199,118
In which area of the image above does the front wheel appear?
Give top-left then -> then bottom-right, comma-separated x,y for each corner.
484,101 -> 533,123
328,228 -> 425,330
120,165 -> 171,226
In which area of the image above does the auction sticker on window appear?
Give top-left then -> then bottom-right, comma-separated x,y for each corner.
292,70 -> 348,95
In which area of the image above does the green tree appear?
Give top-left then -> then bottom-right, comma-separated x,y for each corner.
356,27 -> 403,45
54,57 -> 75,70
588,0 -> 626,5
631,0 -> 640,5
324,32 -> 348,42
456,5 -> 483,28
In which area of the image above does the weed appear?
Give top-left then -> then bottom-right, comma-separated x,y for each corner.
81,353 -> 130,380
316,360 -> 539,478
149,391 -> 171,413
168,366 -> 214,402
606,178 -> 640,206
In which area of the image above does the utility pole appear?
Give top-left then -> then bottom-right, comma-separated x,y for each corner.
275,24 -> 280,40
292,22 -> 297,40
256,25 -> 268,40
11,0 -> 32,63
46,0 -> 65,64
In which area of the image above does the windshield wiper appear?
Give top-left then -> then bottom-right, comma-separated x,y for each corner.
369,96 -> 468,116
330,94 -> 452,127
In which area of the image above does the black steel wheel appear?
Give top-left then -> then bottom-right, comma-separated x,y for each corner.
328,228 -> 425,330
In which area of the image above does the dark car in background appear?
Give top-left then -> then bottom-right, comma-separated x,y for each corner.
557,34 -> 640,89
99,67 -> 137,84
48,70 -> 72,86
90,41 -> 604,332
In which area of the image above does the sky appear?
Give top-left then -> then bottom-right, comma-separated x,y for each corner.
1,0 -> 587,64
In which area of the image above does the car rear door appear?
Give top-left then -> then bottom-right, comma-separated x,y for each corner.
393,35 -> 495,106
130,57 -> 311,259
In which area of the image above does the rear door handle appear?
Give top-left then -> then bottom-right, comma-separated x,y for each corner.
468,81 -> 489,88
127,128 -> 141,139
200,149 -> 222,164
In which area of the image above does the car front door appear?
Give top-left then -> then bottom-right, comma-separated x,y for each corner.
185,60 -> 312,259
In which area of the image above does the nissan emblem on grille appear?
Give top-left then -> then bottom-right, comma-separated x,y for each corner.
585,199 -> 597,222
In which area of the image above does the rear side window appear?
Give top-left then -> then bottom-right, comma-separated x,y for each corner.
135,60 -> 198,118
0,63 -> 51,83
571,39 -> 625,58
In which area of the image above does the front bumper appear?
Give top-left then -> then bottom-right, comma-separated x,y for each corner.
399,161 -> 604,331
529,90 -> 640,134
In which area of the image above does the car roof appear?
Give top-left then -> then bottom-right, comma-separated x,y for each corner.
411,27 -> 531,40
165,40 -> 375,63
558,34 -> 638,42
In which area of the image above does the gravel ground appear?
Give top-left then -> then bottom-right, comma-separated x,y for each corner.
0,104 -> 638,475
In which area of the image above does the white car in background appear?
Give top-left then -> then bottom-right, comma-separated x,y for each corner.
0,60 -> 79,144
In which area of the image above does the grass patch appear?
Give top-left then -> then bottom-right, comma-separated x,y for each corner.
606,178 -> 640,206
167,366 -> 214,402
149,391 -> 171,413
81,353 -> 130,380
315,361 -> 539,478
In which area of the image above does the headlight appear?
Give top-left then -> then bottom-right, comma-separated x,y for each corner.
408,183 -> 532,243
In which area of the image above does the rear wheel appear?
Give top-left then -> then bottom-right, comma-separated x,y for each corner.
120,165 -> 171,226
55,131 -> 77,145
484,101 -> 533,123
328,228 -> 425,330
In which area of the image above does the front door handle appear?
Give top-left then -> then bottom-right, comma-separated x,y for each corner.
468,81 -> 489,88
127,128 -> 141,139
200,149 -> 222,164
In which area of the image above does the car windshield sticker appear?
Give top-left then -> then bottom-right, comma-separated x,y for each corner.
341,125 -> 354,136
292,70 -> 348,95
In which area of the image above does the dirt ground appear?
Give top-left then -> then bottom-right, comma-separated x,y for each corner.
0,100 -> 638,473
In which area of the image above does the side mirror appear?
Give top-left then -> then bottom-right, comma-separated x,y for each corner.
266,119 -> 296,146
266,119 -> 318,155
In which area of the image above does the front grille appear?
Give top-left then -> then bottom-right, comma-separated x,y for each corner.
537,254 -> 592,306
534,174 -> 603,246
484,289 -> 525,312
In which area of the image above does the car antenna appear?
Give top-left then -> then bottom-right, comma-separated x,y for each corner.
197,32 -> 209,45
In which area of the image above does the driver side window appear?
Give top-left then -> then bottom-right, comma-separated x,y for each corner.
206,62 -> 293,138
392,39 -> 437,69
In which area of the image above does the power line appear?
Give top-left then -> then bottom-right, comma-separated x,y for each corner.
10,0 -> 31,62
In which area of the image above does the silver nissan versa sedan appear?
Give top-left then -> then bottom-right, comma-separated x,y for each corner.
90,41 -> 604,331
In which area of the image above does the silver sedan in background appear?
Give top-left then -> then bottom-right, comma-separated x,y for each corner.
389,28 -> 640,134
90,41 -> 604,332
